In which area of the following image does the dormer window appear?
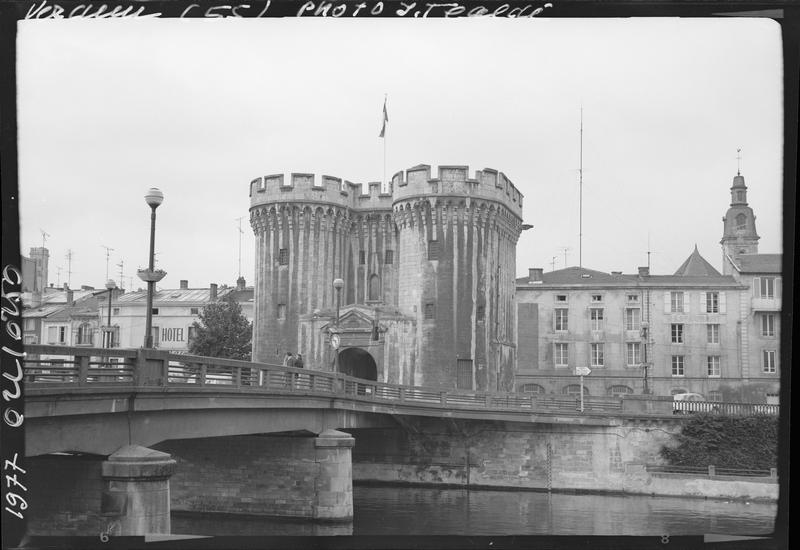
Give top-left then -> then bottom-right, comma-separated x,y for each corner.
555,294 -> 568,303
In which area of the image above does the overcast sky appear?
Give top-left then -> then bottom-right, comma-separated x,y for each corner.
16,17 -> 783,292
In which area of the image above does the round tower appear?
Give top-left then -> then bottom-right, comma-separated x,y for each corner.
249,173 -> 353,364
720,172 -> 759,274
391,165 -> 524,391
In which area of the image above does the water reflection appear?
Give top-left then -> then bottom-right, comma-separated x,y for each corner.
172,486 -> 776,537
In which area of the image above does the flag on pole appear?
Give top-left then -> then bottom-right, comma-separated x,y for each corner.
379,97 -> 388,138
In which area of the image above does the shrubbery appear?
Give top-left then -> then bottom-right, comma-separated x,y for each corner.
660,414 -> 778,470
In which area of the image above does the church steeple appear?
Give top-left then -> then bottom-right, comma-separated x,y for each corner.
721,163 -> 759,274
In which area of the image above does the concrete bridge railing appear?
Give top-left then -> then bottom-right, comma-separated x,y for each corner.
23,345 -> 664,415
23,345 -> 778,417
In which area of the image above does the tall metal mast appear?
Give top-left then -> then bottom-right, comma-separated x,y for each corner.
579,106 -> 584,269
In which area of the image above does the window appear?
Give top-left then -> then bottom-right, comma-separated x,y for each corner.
762,314 -> 775,337
608,385 -> 633,396
760,277 -> 775,298
670,292 -> 684,313
563,384 -> 589,397
707,324 -> 720,344
590,308 -> 604,331
277,304 -> 286,320
626,342 -> 641,366
424,303 -> 435,319
476,305 -> 485,321
384,249 -> 394,264
428,240 -> 439,260
762,350 -> 776,373
591,294 -> 603,302
671,324 -> 684,344
705,292 -> 719,313
707,356 -> 721,377
456,359 -> 473,390
520,383 -> 545,394
555,294 -> 568,303
624,308 -> 640,331
76,323 -> 93,345
707,391 -> 723,402
113,307 -> 120,315
24,318 -> 35,331
191,307 -> 200,315
554,309 -> 568,331
671,355 -> 685,376
627,294 -> 639,303
48,326 -> 66,344
279,248 -> 289,265
359,250 -> 366,265
152,308 -> 159,315
554,343 -> 569,368
590,343 -> 604,367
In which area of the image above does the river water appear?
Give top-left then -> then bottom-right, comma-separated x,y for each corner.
172,485 -> 777,537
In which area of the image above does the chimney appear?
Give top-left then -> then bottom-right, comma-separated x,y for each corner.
528,268 -> 543,284
210,283 -> 218,301
63,283 -> 69,290
638,266 -> 650,278
180,280 -> 188,289
236,276 -> 246,291
66,289 -> 74,305
611,271 -> 622,276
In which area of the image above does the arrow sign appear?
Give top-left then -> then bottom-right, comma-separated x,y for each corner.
575,366 -> 592,376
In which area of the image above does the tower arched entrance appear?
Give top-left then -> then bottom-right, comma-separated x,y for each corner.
338,347 -> 378,381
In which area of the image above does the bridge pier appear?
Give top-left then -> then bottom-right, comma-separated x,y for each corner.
101,445 -> 177,535
156,430 -> 355,522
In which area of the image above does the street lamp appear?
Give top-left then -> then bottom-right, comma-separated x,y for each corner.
332,278 -> 344,373
138,188 -> 166,348
104,279 -> 117,348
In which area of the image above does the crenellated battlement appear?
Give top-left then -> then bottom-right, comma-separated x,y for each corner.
390,165 -> 523,219
249,172 -> 393,212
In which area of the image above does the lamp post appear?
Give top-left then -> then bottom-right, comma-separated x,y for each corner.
332,278 -> 344,372
104,279 -> 117,348
138,188 -> 166,348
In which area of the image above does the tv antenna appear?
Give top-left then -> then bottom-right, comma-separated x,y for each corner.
65,250 -> 74,287
117,259 -> 125,289
40,229 -> 50,248
56,266 -> 63,287
550,256 -> 557,271
559,246 -> 571,268
101,245 -> 115,281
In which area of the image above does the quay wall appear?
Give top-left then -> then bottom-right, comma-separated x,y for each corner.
347,418 -> 777,501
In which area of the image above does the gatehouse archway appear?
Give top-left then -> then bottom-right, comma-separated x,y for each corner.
338,347 -> 378,381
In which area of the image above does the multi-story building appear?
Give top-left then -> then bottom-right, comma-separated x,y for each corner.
514,170 -> 781,404
108,278 -> 253,353
248,164 -> 525,390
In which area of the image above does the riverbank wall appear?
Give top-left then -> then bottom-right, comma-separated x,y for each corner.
347,418 -> 778,502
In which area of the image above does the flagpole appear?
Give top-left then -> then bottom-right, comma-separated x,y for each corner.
383,93 -> 387,191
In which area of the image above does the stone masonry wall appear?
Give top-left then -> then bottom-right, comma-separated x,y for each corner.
349,418 -> 680,492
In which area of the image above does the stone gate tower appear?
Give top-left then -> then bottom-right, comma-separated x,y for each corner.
249,164 -> 524,392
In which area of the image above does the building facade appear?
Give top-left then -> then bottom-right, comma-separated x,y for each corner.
109,279 -> 253,353
248,164 -> 525,391
515,171 -> 781,404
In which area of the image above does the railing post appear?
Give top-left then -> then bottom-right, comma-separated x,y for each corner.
199,364 -> 206,386
708,465 -> 716,478
234,367 -> 242,387
310,374 -> 316,392
440,392 -> 447,406
530,396 -> 535,409
485,394 -> 492,408
770,468 -> 777,479
399,387 -> 405,402
77,354 -> 90,386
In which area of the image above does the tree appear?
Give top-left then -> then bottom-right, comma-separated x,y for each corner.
188,295 -> 252,360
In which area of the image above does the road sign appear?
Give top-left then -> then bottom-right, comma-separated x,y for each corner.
575,366 -> 592,376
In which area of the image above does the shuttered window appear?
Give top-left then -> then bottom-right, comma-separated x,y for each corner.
456,359 -> 473,390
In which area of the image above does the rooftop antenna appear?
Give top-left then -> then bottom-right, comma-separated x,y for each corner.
646,233 -> 657,271
550,256 -> 557,271
236,217 -> 245,278
40,229 -> 50,249
116,259 -> 125,290
559,246 -> 571,268
65,249 -> 73,287
56,266 -> 63,287
579,105 -> 584,269
101,245 -> 114,281
736,147 -> 742,176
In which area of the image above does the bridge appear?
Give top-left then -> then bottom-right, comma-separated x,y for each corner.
20,345 -> 778,536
